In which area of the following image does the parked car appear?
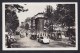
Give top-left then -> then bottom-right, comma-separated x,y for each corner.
30,34 -> 37,40
38,37 -> 50,44
9,35 -> 17,42
5,34 -> 17,48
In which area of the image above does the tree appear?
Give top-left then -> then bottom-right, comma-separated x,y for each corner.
56,4 -> 75,26
45,5 -> 53,19
44,5 -> 54,33
24,17 -> 31,30
5,4 -> 28,33
56,4 -> 75,40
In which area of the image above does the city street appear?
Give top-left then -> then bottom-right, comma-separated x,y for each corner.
11,32 -> 75,48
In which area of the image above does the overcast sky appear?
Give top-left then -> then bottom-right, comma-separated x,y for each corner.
16,3 -> 57,24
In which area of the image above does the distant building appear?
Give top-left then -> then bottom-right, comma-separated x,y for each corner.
20,22 -> 24,28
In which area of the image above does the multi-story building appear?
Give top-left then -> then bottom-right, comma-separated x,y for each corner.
31,13 -> 48,37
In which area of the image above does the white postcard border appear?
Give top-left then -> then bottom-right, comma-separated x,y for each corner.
2,2 -> 78,50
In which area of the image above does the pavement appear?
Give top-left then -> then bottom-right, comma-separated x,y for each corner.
11,35 -> 75,48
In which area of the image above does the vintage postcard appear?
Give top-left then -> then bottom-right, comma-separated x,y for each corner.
2,2 -> 78,50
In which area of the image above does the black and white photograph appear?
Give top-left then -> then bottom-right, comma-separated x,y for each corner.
2,2 -> 78,50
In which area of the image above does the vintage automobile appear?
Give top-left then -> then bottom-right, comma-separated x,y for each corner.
5,34 -> 17,48
38,37 -> 50,44
30,33 -> 37,40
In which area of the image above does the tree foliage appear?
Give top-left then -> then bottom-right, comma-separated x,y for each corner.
44,5 -> 54,32
5,4 -> 28,32
56,4 -> 75,26
45,5 -> 53,19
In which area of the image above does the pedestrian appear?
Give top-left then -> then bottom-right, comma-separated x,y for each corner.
6,35 -> 12,48
7,39 -> 12,48
26,32 -> 28,37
